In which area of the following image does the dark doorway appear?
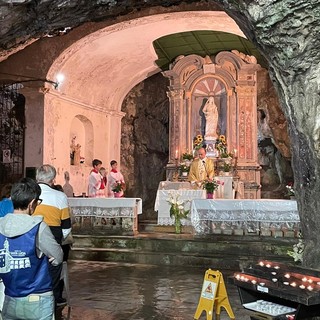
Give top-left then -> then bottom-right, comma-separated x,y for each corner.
0,83 -> 25,186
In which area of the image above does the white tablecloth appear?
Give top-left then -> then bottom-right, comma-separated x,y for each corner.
68,197 -> 142,231
191,199 -> 300,234
68,198 -> 142,216
155,188 -> 206,225
215,176 -> 233,199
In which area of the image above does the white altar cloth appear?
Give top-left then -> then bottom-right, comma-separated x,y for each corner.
191,199 -> 300,234
155,182 -> 206,225
68,197 -> 142,231
215,176 -> 233,199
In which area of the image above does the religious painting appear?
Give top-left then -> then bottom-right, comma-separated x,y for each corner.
191,77 -> 227,141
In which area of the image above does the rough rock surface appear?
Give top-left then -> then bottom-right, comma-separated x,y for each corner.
1,0 -> 320,267
121,73 -> 169,220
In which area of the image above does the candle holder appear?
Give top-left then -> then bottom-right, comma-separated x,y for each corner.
172,157 -> 179,181
233,156 -> 238,177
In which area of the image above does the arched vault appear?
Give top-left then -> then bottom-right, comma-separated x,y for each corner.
47,11 -> 248,112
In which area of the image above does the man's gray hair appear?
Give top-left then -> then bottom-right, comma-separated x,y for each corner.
36,164 -> 56,184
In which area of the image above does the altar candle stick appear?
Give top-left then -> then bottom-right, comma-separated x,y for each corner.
234,148 -> 237,158
175,149 -> 178,159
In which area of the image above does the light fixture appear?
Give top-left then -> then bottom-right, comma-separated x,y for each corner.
0,72 -> 59,89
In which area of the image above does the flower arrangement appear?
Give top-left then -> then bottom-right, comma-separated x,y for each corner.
286,182 -> 295,197
167,193 -> 190,233
179,163 -> 190,173
112,180 -> 125,193
223,162 -> 231,172
193,134 -> 204,150
202,179 -> 222,194
215,135 -> 233,158
287,234 -> 304,263
182,152 -> 193,161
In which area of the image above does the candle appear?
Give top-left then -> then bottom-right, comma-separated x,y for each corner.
175,149 -> 178,159
234,148 -> 237,157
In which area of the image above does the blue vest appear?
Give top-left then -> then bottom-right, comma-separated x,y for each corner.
0,223 -> 52,297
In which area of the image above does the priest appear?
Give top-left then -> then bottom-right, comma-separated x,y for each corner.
188,147 -> 215,184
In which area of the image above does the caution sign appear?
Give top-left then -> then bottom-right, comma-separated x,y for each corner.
194,269 -> 235,320
201,280 -> 217,300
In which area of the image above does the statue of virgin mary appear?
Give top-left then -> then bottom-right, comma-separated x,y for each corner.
203,96 -> 219,140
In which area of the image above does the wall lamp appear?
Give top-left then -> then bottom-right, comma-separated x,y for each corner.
0,72 -> 60,89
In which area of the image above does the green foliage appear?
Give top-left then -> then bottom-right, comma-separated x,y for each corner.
202,180 -> 220,193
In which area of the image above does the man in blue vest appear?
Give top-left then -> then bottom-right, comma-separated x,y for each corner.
0,178 -> 63,320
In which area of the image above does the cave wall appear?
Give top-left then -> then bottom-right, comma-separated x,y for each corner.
121,73 -> 169,220
257,69 -> 293,198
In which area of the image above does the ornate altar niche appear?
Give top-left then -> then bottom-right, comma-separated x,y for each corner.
163,51 -> 261,199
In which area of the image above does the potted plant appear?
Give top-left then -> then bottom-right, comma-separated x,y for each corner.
223,162 -> 232,175
179,163 -> 190,177
193,134 -> 204,151
182,152 -> 193,161
112,181 -> 125,197
215,135 -> 233,159
167,193 -> 189,233
286,182 -> 295,199
202,179 -> 220,199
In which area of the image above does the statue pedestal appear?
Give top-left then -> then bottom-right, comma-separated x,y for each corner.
205,139 -> 218,158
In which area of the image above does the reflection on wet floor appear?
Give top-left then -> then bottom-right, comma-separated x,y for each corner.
61,260 -> 252,320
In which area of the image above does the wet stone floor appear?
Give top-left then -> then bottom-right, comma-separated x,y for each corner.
60,260 -> 253,320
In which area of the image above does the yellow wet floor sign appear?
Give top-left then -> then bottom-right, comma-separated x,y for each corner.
194,269 -> 235,320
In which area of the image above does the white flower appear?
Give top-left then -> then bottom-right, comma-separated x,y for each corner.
287,237 -> 304,262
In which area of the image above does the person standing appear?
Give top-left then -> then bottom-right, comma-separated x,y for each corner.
0,183 -> 14,217
99,166 -> 108,197
88,159 -> 105,197
33,164 -> 71,308
107,160 -> 125,197
0,177 -> 63,320
188,147 -> 215,184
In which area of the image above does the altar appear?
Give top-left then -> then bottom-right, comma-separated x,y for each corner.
191,199 -> 300,236
68,197 -> 142,233
155,177 -> 233,225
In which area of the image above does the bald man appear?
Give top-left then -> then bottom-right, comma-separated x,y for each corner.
188,147 -> 215,183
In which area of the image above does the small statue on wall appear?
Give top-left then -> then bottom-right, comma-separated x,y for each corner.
70,136 -> 76,165
74,143 -> 81,165
70,136 -> 81,165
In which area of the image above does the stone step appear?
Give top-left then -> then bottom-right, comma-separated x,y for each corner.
70,234 -> 297,270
